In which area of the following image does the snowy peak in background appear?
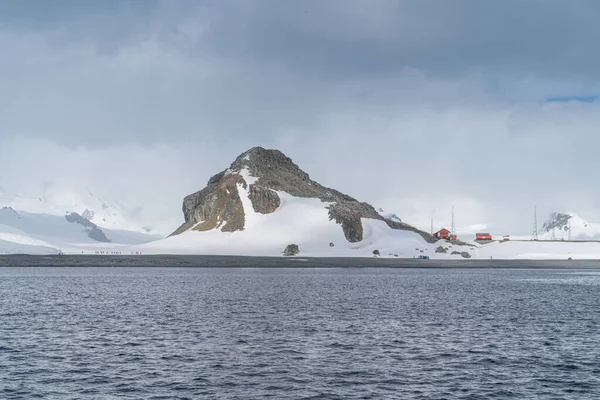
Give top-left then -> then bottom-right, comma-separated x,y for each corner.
540,212 -> 600,240
377,208 -> 402,223
0,188 -> 164,254
542,212 -> 577,232
0,188 -> 157,235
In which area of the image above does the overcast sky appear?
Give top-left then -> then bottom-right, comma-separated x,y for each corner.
1,0 -> 600,235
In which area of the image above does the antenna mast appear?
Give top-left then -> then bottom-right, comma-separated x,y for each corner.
451,205 -> 456,237
532,205 -> 538,241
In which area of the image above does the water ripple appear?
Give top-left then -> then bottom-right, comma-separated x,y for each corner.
1,266 -> 599,399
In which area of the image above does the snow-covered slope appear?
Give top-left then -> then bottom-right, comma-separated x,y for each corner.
136,190 -> 446,257
0,205 -> 162,255
0,238 -> 58,255
377,208 -> 403,223
0,190 -> 156,234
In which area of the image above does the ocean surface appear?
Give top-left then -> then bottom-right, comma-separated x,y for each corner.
1,261 -> 599,399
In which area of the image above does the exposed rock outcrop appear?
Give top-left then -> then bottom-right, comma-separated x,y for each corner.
248,185 -> 280,214
171,147 -> 434,243
82,209 -> 95,221
65,212 -> 110,243
171,174 -> 246,236
543,212 -> 574,232
451,250 -> 471,258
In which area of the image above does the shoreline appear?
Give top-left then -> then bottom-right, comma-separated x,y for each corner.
2,254 -> 600,268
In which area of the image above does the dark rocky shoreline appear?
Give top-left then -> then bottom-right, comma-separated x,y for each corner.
1,254 -> 599,268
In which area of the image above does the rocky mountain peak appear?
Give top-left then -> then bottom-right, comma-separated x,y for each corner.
542,212 -> 575,232
172,147 -> 434,244
228,146 -> 311,186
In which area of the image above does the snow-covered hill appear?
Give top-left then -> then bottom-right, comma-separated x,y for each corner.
0,194 -> 163,254
0,189 -> 157,234
130,147 -> 476,258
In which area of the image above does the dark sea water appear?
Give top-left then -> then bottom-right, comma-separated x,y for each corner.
1,263 -> 599,399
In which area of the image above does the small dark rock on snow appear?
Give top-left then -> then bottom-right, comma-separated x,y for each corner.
435,246 -> 447,253
451,250 -> 471,258
329,242 -> 335,247
373,249 -> 380,256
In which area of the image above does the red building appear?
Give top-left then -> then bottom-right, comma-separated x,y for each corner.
433,228 -> 451,240
476,233 -> 493,241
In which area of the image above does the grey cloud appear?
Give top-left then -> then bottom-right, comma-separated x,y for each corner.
1,0 -> 599,146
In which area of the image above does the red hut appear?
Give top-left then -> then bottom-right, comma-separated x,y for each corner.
433,228 -> 451,240
476,233 -> 493,241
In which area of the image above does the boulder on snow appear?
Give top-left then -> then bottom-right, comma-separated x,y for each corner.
373,249 -> 380,256
329,242 -> 335,247
435,246 -> 447,253
451,250 -> 471,258
283,244 -> 300,256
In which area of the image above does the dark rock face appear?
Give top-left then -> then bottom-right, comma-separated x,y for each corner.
248,185 -> 280,214
373,249 -> 380,256
283,244 -> 299,256
172,174 -> 246,236
65,212 -> 110,243
171,147 -> 434,243
435,246 -> 447,253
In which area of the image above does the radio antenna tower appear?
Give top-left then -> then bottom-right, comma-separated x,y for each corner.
532,205 -> 539,241
451,205 -> 456,237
